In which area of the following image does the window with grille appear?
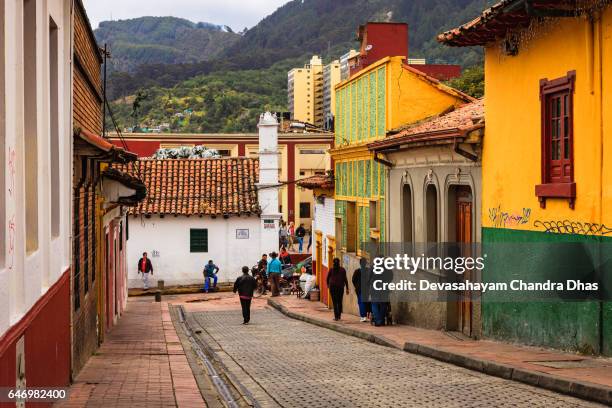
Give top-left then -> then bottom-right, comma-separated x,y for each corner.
190,229 -> 208,252
536,71 -> 576,209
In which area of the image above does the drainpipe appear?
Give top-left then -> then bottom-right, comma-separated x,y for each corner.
594,12 -> 604,355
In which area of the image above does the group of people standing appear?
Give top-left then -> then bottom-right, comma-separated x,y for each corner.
279,221 -> 310,253
325,257 -> 391,326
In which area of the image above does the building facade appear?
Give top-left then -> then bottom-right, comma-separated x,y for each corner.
109,132 -> 333,229
288,56 -> 341,128
331,23 -> 472,320
0,0 -> 73,392
439,0 -> 612,354
322,60 -> 341,130
297,174 -> 335,306
369,100 -> 484,336
71,0 -> 145,375
117,113 -> 282,288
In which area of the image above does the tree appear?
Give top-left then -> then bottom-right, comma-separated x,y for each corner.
445,65 -> 484,99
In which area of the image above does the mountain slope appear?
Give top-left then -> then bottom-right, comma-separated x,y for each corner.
222,0 -> 495,68
95,17 -> 241,72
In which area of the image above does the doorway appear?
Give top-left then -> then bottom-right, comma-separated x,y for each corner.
449,185 -> 473,336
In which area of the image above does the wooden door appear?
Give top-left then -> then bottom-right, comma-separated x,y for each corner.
456,194 -> 472,336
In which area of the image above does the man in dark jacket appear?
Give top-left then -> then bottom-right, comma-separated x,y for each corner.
352,257 -> 369,322
234,266 -> 257,324
295,224 -> 306,253
137,252 -> 154,290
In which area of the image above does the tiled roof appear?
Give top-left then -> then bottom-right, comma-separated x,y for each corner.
76,129 -> 137,163
437,0 -> 584,47
113,158 -> 260,217
297,173 -> 334,190
369,99 -> 484,151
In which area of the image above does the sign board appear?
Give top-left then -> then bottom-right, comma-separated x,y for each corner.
236,229 -> 249,239
263,219 -> 275,229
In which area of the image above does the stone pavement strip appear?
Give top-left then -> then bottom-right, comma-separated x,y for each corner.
187,303 -> 603,408
268,296 -> 612,406
56,297 -> 206,408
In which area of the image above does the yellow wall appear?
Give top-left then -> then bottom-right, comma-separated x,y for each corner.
288,56 -> 324,125
482,12 -> 612,231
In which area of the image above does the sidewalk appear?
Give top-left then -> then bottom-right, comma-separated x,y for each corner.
57,298 -> 205,408
268,296 -> 612,406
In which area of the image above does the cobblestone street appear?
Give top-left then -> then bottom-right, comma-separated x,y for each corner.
187,306 -> 603,408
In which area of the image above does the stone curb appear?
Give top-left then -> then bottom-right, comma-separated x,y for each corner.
268,298 -> 612,406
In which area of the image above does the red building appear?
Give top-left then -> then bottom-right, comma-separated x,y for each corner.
349,22 -> 461,81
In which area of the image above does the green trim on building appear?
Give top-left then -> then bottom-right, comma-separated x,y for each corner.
482,227 -> 612,355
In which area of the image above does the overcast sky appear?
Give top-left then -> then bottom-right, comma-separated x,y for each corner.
83,0 -> 289,31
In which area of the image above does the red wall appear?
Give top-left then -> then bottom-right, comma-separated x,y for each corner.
0,270 -> 71,407
352,23 -> 408,75
409,64 -> 462,81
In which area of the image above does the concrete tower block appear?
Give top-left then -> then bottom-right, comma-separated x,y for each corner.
257,112 -> 282,255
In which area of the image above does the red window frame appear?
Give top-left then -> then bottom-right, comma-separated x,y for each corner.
535,71 -> 576,209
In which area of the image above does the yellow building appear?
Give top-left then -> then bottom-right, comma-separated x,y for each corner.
439,0 -> 612,355
331,54 -> 471,268
288,56 -> 341,128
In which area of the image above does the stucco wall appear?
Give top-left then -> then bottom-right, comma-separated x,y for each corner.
386,146 -> 482,331
127,215 -> 261,287
312,197 -> 335,268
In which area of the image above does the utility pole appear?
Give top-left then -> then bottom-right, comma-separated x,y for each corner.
102,43 -> 111,138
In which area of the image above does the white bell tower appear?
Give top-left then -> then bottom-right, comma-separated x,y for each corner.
257,112 -> 282,254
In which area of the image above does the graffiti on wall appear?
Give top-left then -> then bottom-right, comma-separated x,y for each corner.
8,146 -> 16,197
534,220 -> 612,236
488,206 -> 532,228
8,216 -> 16,271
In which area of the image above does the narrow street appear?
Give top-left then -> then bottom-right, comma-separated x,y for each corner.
178,294 -> 602,408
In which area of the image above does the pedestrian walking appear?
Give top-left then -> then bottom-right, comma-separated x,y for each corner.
279,222 -> 289,249
203,260 -> 219,293
137,252 -> 154,290
233,266 -> 257,325
327,258 -> 349,321
267,251 -> 283,297
296,223 -> 306,253
352,258 -> 369,322
256,254 -> 268,295
288,222 -> 295,251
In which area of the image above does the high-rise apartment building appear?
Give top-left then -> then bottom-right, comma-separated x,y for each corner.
322,60 -> 340,130
288,56 -> 342,129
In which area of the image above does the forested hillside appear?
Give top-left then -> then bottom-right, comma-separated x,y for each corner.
95,17 -> 240,72
104,0 -> 491,133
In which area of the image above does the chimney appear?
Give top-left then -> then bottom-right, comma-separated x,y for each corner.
350,22 -> 408,76
257,112 -> 282,255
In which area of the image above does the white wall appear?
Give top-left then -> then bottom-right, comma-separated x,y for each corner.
312,197 -> 335,268
0,0 -> 72,337
127,215 -> 262,287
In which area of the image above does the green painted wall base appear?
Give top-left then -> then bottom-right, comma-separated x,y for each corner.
482,227 -> 611,356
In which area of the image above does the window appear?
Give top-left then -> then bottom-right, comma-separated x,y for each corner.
346,202 -> 357,252
217,149 -> 231,157
190,229 -> 208,252
536,71 -> 576,208
50,17 -> 59,237
300,202 -> 311,218
369,201 -> 378,229
426,184 -> 438,242
299,149 -> 326,155
24,0 -> 38,253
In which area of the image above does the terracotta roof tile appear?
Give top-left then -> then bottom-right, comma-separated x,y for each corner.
437,0 -> 585,47
369,99 -> 484,150
112,158 -> 260,217
296,173 -> 334,190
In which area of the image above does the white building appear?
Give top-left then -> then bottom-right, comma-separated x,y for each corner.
119,113 -> 281,287
0,0 -> 73,388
